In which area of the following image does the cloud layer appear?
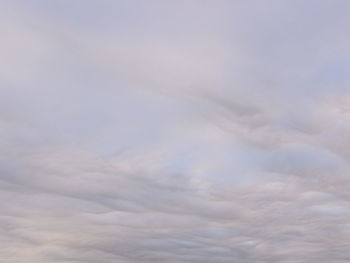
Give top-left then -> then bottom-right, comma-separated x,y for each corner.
1,1 -> 350,262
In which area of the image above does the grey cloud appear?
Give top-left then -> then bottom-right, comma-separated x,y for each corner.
1,0 -> 350,263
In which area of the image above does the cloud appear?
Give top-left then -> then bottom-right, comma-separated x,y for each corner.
1,0 -> 350,262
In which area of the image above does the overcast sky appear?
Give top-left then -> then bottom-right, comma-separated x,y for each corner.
1,1 -> 350,262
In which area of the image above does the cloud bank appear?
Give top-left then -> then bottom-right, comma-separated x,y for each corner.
1,1 -> 350,262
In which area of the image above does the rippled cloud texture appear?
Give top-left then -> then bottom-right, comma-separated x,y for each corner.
1,0 -> 350,262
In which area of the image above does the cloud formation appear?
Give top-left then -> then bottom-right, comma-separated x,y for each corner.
1,0 -> 350,262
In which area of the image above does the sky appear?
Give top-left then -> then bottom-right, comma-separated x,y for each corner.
1,0 -> 350,262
